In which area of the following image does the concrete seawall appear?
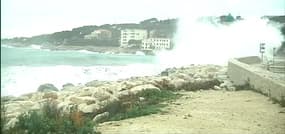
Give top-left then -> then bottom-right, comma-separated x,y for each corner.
228,56 -> 285,102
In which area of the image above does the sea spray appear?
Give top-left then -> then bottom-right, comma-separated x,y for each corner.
157,16 -> 284,67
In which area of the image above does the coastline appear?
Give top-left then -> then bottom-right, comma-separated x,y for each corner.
2,65 -> 230,129
1,43 -> 156,56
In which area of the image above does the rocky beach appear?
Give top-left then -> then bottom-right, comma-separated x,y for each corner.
2,64 -> 285,133
2,65 -> 230,129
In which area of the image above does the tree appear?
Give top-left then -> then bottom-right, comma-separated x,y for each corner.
220,13 -> 235,22
281,25 -> 285,36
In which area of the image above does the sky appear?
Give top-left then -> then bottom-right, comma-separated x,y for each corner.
1,0 -> 285,38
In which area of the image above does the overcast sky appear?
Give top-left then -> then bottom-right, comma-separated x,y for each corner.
1,0 -> 284,38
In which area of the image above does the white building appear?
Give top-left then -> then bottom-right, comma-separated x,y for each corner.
84,29 -> 112,40
120,29 -> 147,47
142,38 -> 171,50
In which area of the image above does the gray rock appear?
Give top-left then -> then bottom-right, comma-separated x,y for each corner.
93,112 -> 109,123
6,112 -> 21,119
129,84 -> 160,94
117,90 -> 130,99
37,83 -> 58,92
92,90 -> 111,101
1,96 -> 16,102
169,78 -> 186,89
85,80 -> 106,87
69,96 -> 97,104
5,118 -> 18,130
228,86 -> 236,91
57,101 -> 73,113
42,92 -> 58,99
220,83 -> 227,88
79,103 -> 100,114
214,85 -> 222,90
160,71 -> 169,76
63,83 -> 74,88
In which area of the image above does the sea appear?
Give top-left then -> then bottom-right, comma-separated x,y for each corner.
2,17 -> 282,97
1,45 -> 163,96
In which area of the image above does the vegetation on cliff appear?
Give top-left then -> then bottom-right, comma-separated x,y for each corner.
1,18 -> 178,47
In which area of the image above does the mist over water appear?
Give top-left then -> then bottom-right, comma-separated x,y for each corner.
158,16 -> 284,67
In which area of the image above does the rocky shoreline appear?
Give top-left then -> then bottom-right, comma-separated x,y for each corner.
2,64 -> 236,129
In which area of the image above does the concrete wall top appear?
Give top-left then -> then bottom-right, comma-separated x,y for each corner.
237,56 -> 261,64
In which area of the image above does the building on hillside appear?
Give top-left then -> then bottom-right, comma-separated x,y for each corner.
149,30 -> 168,38
84,29 -> 112,40
120,29 -> 147,47
142,38 -> 171,50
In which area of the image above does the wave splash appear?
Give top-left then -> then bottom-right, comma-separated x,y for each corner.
1,64 -> 162,96
157,16 -> 284,67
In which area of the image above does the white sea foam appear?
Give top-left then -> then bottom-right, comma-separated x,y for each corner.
78,50 -> 97,54
135,51 -> 146,56
1,64 -> 162,97
30,44 -> 42,49
1,44 -> 16,48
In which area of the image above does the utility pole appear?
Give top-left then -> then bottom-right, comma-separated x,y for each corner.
273,47 -> 276,65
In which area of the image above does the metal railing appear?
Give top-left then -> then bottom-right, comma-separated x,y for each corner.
265,57 -> 285,74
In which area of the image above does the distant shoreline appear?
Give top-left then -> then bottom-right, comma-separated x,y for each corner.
1,43 -> 156,56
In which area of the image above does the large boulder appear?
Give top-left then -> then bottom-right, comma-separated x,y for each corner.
6,101 -> 35,113
117,90 -> 131,99
93,112 -> 109,123
172,73 -> 193,81
77,87 -> 94,97
61,83 -> 75,91
151,77 -> 174,90
129,84 -> 160,94
98,97 -> 120,114
169,78 -> 187,90
92,89 -> 112,101
69,96 -> 97,105
42,92 -> 58,99
5,118 -> 18,130
119,81 -> 142,91
78,103 -> 100,114
57,101 -> 74,113
62,83 -> 74,88
37,83 -> 59,92
85,80 -> 107,87
6,112 -> 21,119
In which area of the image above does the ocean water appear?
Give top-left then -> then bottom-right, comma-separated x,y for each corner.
1,45 -> 162,96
